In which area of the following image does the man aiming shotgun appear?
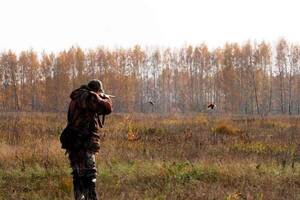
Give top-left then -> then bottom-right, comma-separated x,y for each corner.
60,79 -> 113,200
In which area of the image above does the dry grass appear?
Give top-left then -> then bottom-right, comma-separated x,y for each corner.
0,113 -> 299,200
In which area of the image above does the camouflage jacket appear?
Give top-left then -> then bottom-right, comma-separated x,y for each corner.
67,85 -> 112,134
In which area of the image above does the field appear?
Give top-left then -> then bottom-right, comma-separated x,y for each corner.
0,113 -> 299,200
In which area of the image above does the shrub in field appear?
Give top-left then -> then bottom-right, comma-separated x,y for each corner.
211,120 -> 251,143
161,119 -> 182,126
192,114 -> 209,126
126,122 -> 165,141
213,121 -> 240,136
127,123 -> 140,141
225,191 -> 246,200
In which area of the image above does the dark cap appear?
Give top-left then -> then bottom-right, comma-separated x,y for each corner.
88,79 -> 104,93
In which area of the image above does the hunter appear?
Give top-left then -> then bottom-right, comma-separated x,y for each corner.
61,79 -> 112,200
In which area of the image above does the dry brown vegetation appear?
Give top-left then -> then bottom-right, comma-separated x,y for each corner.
0,113 -> 299,200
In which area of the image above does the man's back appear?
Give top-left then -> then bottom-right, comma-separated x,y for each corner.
68,85 -> 112,132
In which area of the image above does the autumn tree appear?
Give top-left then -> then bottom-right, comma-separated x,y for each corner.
0,39 -> 299,115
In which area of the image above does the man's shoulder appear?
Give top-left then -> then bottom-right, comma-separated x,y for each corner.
89,91 -> 100,98
70,85 -> 91,100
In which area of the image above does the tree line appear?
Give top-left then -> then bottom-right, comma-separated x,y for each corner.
0,39 -> 299,115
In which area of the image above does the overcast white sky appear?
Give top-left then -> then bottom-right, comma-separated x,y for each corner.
0,0 -> 299,52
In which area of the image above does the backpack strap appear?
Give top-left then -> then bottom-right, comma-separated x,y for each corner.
96,113 -> 105,128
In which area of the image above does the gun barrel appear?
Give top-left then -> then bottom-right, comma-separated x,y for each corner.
100,93 -> 116,98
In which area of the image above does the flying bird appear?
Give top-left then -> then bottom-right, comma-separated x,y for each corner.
208,103 -> 215,110
148,101 -> 155,106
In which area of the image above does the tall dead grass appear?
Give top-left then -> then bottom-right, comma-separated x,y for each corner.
0,112 -> 299,199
